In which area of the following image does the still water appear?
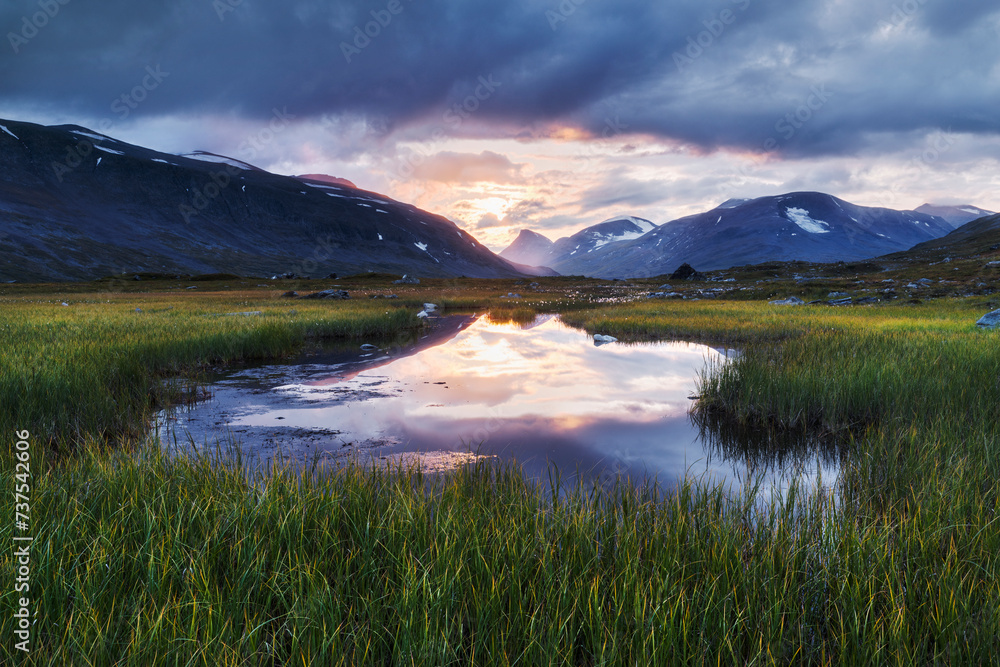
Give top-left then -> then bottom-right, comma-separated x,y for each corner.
157,314 -> 840,494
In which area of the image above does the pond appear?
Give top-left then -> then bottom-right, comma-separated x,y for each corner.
156,313 -> 841,495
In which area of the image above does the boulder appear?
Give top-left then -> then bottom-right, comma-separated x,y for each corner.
281,291 -> 299,298
976,309 -> 1000,329
301,289 -> 350,300
593,334 -> 618,345
500,293 -> 522,299
360,344 -> 378,351
393,275 -> 420,285
669,263 -> 705,281
769,296 -> 805,306
423,303 -> 438,312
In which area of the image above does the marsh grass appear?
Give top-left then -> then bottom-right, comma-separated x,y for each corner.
2,289 -> 1000,663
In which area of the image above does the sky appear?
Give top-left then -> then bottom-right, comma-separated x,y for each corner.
3,0 -> 1000,250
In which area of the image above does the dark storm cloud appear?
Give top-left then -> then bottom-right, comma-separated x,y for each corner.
3,0 -> 999,157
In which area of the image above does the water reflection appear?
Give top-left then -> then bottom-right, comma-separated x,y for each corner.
156,314 -> 841,494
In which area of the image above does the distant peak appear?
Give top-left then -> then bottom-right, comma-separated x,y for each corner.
717,198 -> 750,209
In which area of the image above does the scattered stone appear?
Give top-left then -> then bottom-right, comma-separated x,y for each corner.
917,278 -> 934,284
905,283 -> 921,289
658,284 -> 673,290
500,293 -> 521,299
281,291 -> 299,298
369,294 -> 398,299
769,296 -> 805,306
669,263 -> 705,281
646,291 -> 683,299
854,296 -> 879,305
416,310 -> 430,319
593,334 -> 618,344
986,261 -> 1000,267
61,302 -> 69,306
828,292 -> 849,297
135,308 -> 142,313
423,303 -> 438,312
133,275 -> 142,281
186,286 -> 197,290
393,275 -> 420,285
976,309 -> 1000,329
828,297 -> 853,306
360,344 -> 378,351
529,282 -> 541,288
326,273 -> 338,279
224,311 -> 264,317
301,290 -> 350,300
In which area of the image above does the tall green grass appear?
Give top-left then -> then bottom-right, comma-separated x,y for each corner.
5,446 -> 998,665
0,294 -> 417,447
3,290 -> 1000,663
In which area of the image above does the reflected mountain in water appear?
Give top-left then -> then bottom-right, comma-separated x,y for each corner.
156,314 -> 843,494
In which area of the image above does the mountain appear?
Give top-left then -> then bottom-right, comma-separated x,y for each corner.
0,118 -> 533,282
888,213 -> 1000,262
553,192 -> 954,278
296,174 -> 358,189
499,229 -> 555,267
500,216 -> 656,273
912,204 -> 994,229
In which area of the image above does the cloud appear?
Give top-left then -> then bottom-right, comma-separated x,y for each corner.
2,0 -> 998,160
410,151 -> 525,184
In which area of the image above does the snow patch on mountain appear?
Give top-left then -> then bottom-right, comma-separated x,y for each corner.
786,207 -> 831,234
0,125 -> 18,140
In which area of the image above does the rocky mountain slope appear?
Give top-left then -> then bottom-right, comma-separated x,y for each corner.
546,192 -> 956,278
913,204 -> 994,229
501,216 -> 656,274
0,118 -> 535,282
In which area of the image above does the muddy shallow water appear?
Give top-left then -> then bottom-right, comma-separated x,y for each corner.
156,314 -> 840,494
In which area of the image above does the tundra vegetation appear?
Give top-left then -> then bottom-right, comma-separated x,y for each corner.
1,265 -> 998,664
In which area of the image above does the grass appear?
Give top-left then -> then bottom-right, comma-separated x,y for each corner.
2,281 -> 1000,664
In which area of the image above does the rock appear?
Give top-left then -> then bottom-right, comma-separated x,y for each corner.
854,296 -> 879,305
326,273 -> 338,279
61,302 -> 69,306
828,292 -> 849,297
301,290 -> 350,300
281,291 -> 299,298
186,286 -> 197,290
369,294 -> 398,299
593,334 -> 618,345
986,261 -> 1000,267
500,293 -> 521,299
529,282 -> 540,288
393,275 -> 420,285
769,296 -> 805,306
828,297 -> 853,306
976,309 -> 1000,329
135,307 -> 142,313
917,278 -> 934,284
646,291 -> 683,299
669,263 -> 705,281
416,310 -> 430,319
658,284 -> 673,290
360,344 -> 378,351
423,303 -> 438,312
224,311 -> 264,317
